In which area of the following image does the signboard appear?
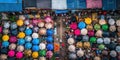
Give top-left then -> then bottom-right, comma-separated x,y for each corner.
67,0 -> 86,9
102,0 -> 116,10
86,0 -> 102,8
52,0 -> 67,9
37,0 -> 51,9
24,0 -> 36,8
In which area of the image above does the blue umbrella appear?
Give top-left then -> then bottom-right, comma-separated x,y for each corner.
25,28 -> 32,36
47,29 -> 54,36
47,44 -> 53,51
25,43 -> 32,49
2,41 -> 9,47
18,38 -> 25,45
78,22 -> 86,29
46,36 -> 53,43
32,45 -> 39,51
32,38 -> 40,45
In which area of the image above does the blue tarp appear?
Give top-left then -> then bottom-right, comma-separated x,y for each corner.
0,0 -> 22,12
67,0 -> 86,9
0,0 -> 22,3
102,0 -> 116,10
55,10 -> 68,14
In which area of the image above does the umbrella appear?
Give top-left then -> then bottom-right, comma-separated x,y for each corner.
46,51 -> 53,58
10,22 -> 17,29
90,37 -> 97,43
32,33 -> 39,38
68,45 -> 75,52
16,52 -> 23,59
39,43 -> 46,50
46,36 -> 53,43
83,42 -> 90,48
4,22 -> 10,28
45,23 -> 53,29
3,28 -> 9,34
88,30 -> 94,36
54,43 -> 60,52
45,16 -> 52,23
9,36 -> 17,43
39,50 -> 46,56
97,38 -> 103,44
17,39 -> 25,45
67,38 -> 75,45
116,20 -> 120,26
25,28 -> 32,36
0,26 -> 2,33
85,17 -> 92,25
39,57 -> 46,60
0,54 -> 7,60
99,20 -> 106,25
8,50 -> 15,57
32,38 -> 40,45
74,29 -> 80,36
2,34 -> 9,41
70,22 -> 77,30
109,25 -> 116,32
102,24 -> 108,31
9,43 -> 16,50
76,42 -> 82,48
47,44 -> 53,51
110,50 -> 117,57
39,28 -> 46,35
103,38 -> 110,44
25,36 -> 32,42
17,19 -> 24,26
17,32 -> 25,38
47,29 -> 54,36
77,49 -> 84,57
24,50 -> 32,57
32,45 -> 39,51
69,53 -> 77,59
81,28 -> 88,35
108,18 -> 115,25
38,22 -> 45,28
2,41 -> 9,47
25,43 -> 32,49
17,45 -> 24,52
78,22 -> 86,29
94,24 -> 100,31
32,52 -> 39,59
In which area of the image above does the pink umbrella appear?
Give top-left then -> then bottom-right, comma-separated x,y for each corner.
0,26 -> 2,33
32,19 -> 39,25
70,22 -> 77,30
46,51 -> 53,59
9,36 -> 17,43
8,50 -> 15,57
88,30 -> 94,36
45,16 -> 52,23
16,52 -> 23,59
74,29 -> 81,36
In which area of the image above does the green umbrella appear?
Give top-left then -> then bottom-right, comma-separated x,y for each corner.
9,15 -> 16,22
94,24 -> 101,30
39,50 -> 46,56
102,24 -> 108,31
98,44 -> 105,50
90,37 -> 97,43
